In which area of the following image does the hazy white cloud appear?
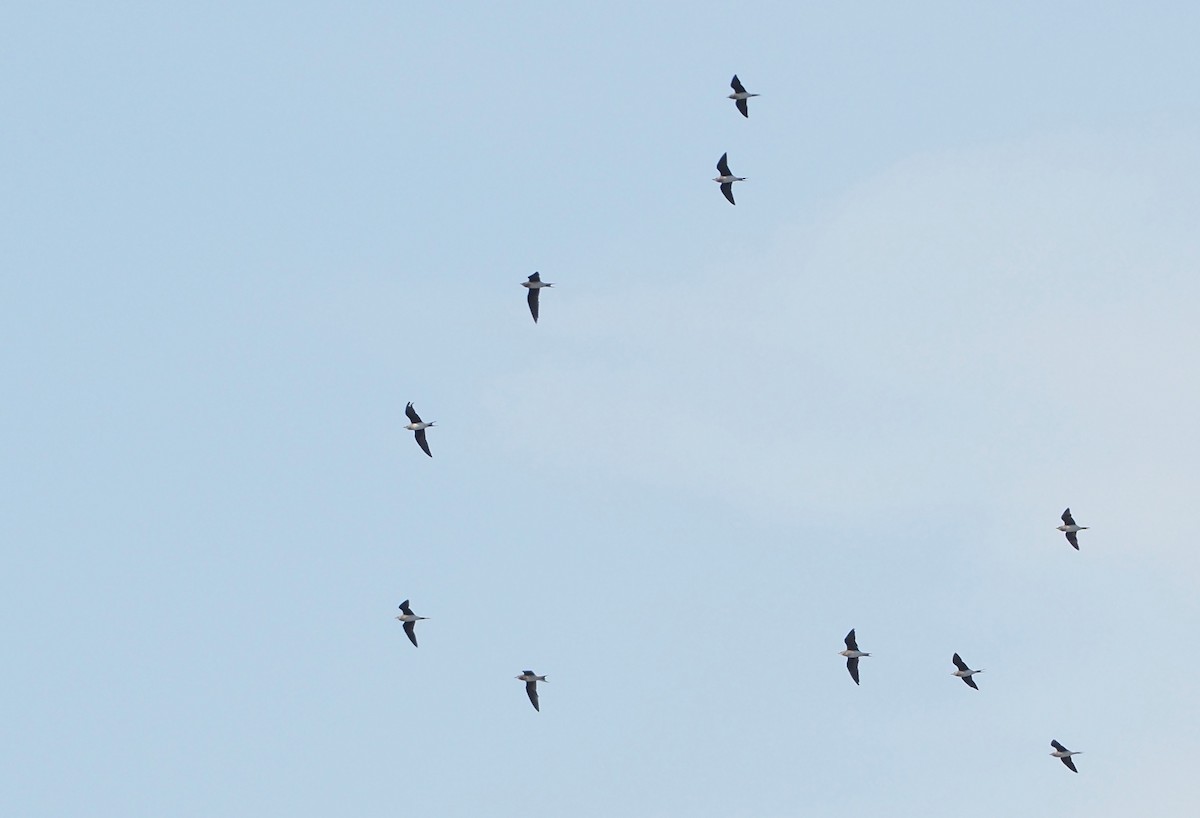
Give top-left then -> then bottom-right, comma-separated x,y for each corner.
484,130 -> 1200,548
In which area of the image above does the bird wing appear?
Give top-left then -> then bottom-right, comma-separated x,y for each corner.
846,657 -> 860,685
730,75 -> 746,94
1061,756 -> 1078,773
1065,530 -> 1079,550
1051,740 -> 1068,752
526,681 -> 540,711
527,287 -> 539,323
403,620 -> 418,647
736,98 -> 749,118
405,402 -> 421,423
1061,508 -> 1076,526
952,653 -> 968,671
844,629 -> 858,651
717,152 -> 731,175
415,428 -> 432,458
720,183 -> 735,205
528,272 -> 541,283
962,675 -> 979,690
399,600 -> 412,615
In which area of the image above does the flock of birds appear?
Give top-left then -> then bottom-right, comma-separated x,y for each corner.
397,75 -> 1093,770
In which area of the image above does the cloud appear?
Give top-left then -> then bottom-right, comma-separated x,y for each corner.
484,129 -> 1200,550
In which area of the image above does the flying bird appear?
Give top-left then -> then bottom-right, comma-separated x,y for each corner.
951,653 -> 983,690
515,670 -> 547,711
1050,739 -> 1082,772
521,272 -> 553,323
404,402 -> 435,457
727,74 -> 760,118
394,599 -> 428,647
1056,508 -> 1088,550
839,629 -> 870,685
713,153 -> 745,205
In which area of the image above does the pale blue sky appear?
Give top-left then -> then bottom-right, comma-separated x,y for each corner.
4,2 -> 1200,816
